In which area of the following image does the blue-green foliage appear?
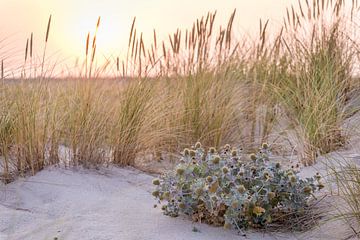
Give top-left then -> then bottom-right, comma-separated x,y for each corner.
152,143 -> 323,230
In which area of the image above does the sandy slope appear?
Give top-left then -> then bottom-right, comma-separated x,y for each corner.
0,164 -> 354,240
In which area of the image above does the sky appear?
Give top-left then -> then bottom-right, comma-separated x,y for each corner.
0,0 -> 299,74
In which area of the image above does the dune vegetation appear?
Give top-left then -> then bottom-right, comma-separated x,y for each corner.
1,0 -> 360,237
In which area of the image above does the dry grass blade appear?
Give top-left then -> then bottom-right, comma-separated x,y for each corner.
1,59 -> 3,80
45,15 -> 52,43
41,14 -> 52,78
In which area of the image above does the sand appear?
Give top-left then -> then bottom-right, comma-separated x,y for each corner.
2,112 -> 360,240
0,162 -> 355,240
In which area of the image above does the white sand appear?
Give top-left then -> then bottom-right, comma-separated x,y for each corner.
1,164 -> 354,240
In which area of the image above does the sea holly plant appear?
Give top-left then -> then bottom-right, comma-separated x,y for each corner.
152,142 -> 324,230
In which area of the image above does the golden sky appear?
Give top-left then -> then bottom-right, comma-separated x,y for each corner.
0,0 -> 298,70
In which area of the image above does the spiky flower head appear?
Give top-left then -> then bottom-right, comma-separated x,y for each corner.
263,171 -> 270,178
212,155 -> 220,164
152,190 -> 160,197
222,166 -> 229,174
238,185 -> 246,194
275,162 -> 281,169
262,142 -> 269,149
152,179 -> 160,185
195,188 -> 203,195
243,199 -> 250,208
267,191 -> 276,200
183,148 -> 190,156
231,149 -> 237,157
178,202 -> 186,209
208,181 -> 219,193
223,222 -> 232,229
250,153 -> 257,161
231,200 -> 239,208
176,167 -> 185,175
195,142 -> 202,149
290,175 -> 297,183
209,147 -> 216,154
303,186 -> 312,194
163,191 -> 170,199
253,206 -> 266,216
206,176 -> 213,183
224,144 -> 231,150
189,150 -> 196,157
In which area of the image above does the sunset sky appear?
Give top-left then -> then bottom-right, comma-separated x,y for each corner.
1,0 -> 300,71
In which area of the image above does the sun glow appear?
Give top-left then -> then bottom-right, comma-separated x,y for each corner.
0,0 -> 298,73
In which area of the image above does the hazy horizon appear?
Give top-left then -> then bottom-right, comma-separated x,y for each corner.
0,0 -> 301,73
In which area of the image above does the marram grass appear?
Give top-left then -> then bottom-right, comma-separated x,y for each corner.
1,0 -> 360,181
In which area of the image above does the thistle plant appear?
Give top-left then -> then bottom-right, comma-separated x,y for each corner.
152,142 -> 323,230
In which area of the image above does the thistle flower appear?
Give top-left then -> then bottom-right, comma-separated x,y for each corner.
290,175 -> 297,183
195,142 -> 202,149
208,181 -> 219,193
253,206 -> 265,217
303,186 -> 312,194
263,171 -> 270,178
231,149 -> 237,157
152,179 -> 160,185
238,185 -> 246,194
190,150 -> 196,157
223,222 -> 232,229
178,202 -> 186,209
209,147 -> 216,154
250,153 -> 257,161
176,167 -> 185,175
163,191 -> 170,199
222,166 -> 229,174
253,206 -> 265,216
224,144 -> 231,150
212,156 -> 220,164
231,200 -> 239,208
243,199 -> 250,208
195,188 -> 203,195
267,191 -> 276,200
262,143 -> 269,149
275,162 -> 281,169
183,148 -> 190,156
152,190 -> 160,197
206,176 -> 213,183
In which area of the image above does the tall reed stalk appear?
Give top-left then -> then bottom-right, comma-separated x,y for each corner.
41,15 -> 52,78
